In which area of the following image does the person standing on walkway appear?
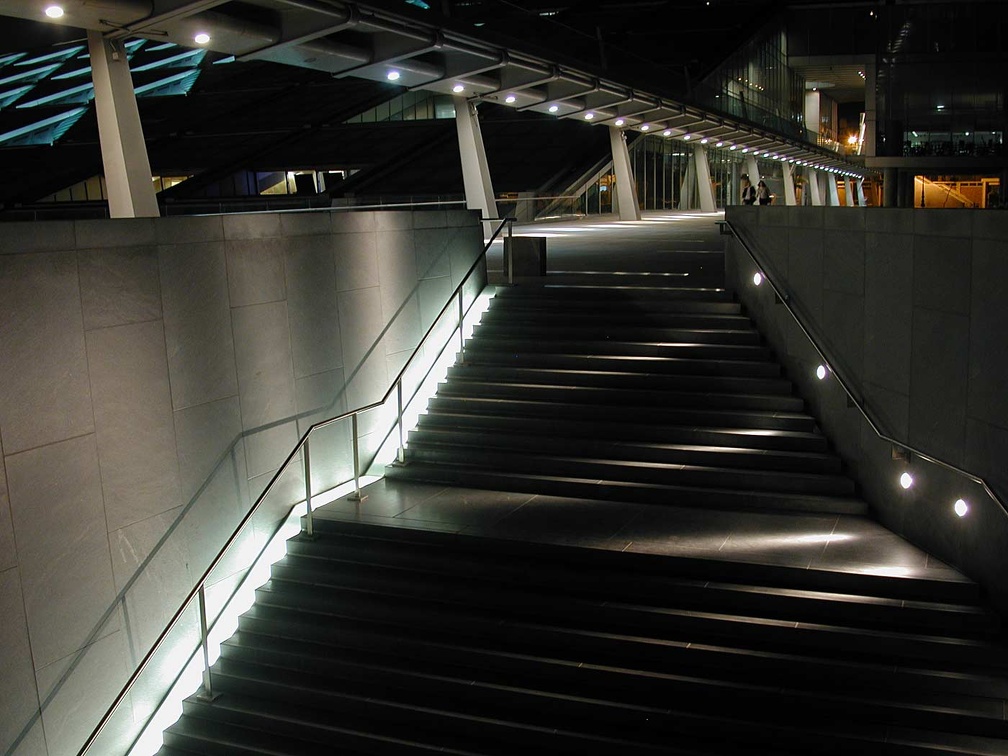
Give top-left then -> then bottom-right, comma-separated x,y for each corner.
756,179 -> 772,205
741,174 -> 756,205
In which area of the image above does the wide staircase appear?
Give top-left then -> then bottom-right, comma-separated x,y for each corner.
158,247 -> 1008,755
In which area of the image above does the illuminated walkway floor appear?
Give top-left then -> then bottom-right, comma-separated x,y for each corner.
314,478 -> 967,584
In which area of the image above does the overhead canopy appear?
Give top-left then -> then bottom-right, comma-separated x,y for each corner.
0,0 -> 864,177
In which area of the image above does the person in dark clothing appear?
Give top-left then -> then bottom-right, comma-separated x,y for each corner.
757,179 -> 772,205
741,174 -> 756,205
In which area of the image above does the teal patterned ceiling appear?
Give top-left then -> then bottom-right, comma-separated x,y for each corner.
0,38 -> 216,147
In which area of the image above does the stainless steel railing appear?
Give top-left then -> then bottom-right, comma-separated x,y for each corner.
77,215 -> 515,755
718,218 -> 1007,518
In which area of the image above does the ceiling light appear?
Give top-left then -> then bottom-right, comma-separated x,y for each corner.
194,32 -> 210,45
816,364 -> 827,380
505,94 -> 516,104
548,104 -> 559,113
614,118 -> 625,126
716,141 -> 724,147
584,112 -> 594,120
640,124 -> 650,131
954,498 -> 968,517
663,129 -> 672,136
752,272 -> 763,286
683,134 -> 691,140
700,138 -> 709,144
45,4 -> 63,18
452,84 -> 465,93
386,70 -> 401,81
741,148 -> 749,153
729,144 -> 737,151
899,472 -> 914,489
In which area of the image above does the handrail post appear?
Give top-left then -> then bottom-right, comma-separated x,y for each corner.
506,219 -> 514,285
458,288 -> 465,364
303,436 -> 314,537
396,379 -> 405,464
195,586 -> 218,702
347,412 -> 367,502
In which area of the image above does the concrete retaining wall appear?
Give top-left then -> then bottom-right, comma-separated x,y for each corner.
0,207 -> 484,755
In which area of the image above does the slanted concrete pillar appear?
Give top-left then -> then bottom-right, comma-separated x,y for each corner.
807,168 -> 824,206
782,164 -> 797,206
857,179 -> 867,206
744,155 -> 760,184
692,144 -> 716,212
680,152 -> 696,210
843,177 -> 855,206
455,97 -> 498,234
609,126 -> 641,221
88,30 -> 158,218
826,171 -> 840,206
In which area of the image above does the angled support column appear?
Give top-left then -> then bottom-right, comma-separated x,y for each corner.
826,171 -> 841,206
857,179 -> 867,206
680,151 -> 696,210
744,155 -> 760,185
807,168 -> 824,206
692,144 -> 716,212
843,177 -> 856,206
88,30 -> 158,218
609,126 -> 641,221
455,97 -> 498,234
782,164 -> 797,206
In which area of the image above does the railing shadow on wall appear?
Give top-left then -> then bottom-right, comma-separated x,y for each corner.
3,210 -> 511,756
718,217 -> 1008,558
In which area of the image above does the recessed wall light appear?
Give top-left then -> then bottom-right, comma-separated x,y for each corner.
954,498 -> 968,517
452,84 -> 465,93
505,94 -> 516,104
194,32 -> 210,45
387,70 -> 401,81
45,4 -> 64,18
816,364 -> 827,380
752,272 -> 763,286
548,104 -> 559,113
899,472 -> 914,489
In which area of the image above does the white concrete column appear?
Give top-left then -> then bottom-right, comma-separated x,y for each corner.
857,179 -> 867,206
863,65 -> 876,157
692,144 -> 716,212
88,30 -> 158,218
807,168 -> 823,206
744,155 -> 760,184
609,126 -> 641,221
826,171 -> 840,206
680,152 -> 696,210
843,177 -> 855,206
783,164 -> 797,206
455,97 -> 498,233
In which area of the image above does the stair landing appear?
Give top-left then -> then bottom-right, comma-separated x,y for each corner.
315,478 -> 968,585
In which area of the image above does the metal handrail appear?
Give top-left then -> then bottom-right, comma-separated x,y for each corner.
719,218 -> 1008,518
78,215 -> 516,756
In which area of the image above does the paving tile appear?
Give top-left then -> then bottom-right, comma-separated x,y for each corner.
396,487 -> 533,528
